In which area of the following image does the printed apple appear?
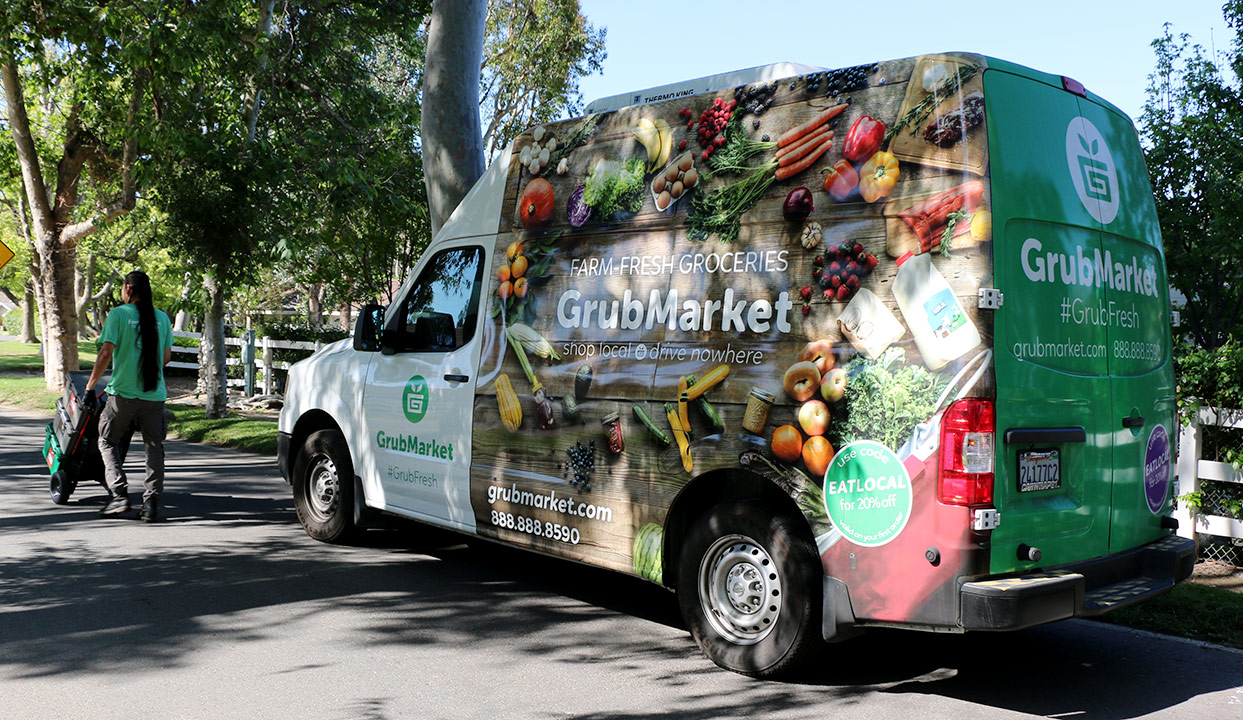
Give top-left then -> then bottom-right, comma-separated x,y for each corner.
798,340 -> 836,376
820,367 -> 848,403
782,361 -> 822,402
797,399 -> 830,436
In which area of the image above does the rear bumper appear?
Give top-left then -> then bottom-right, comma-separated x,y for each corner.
960,534 -> 1197,631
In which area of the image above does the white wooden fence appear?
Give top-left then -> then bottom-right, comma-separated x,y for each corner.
1174,405 -> 1243,553
170,330 -> 324,397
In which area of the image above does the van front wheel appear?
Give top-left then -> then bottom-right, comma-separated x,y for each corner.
293,429 -> 356,543
677,502 -> 821,678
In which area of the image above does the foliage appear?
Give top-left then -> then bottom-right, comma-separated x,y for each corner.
1141,4 -> 1243,350
1175,339 -> 1243,412
479,0 -> 607,160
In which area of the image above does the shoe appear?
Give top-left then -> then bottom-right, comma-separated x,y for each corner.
140,495 -> 159,523
102,491 -> 131,516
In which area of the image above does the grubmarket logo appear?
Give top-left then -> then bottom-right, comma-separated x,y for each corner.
1066,117 -> 1119,225
402,375 -> 429,423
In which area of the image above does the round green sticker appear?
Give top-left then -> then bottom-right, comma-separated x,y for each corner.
402,375 -> 429,424
823,441 -> 912,547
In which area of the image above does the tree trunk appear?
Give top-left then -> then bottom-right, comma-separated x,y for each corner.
307,282 -> 324,330
38,246 -> 81,385
339,300 -> 353,332
422,0 -> 487,235
201,271 -> 229,419
20,278 -> 37,343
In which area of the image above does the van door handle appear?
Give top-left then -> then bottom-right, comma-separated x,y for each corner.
444,373 -> 470,383
1122,416 -> 1145,428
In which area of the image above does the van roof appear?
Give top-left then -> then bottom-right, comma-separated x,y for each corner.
583,62 -> 824,115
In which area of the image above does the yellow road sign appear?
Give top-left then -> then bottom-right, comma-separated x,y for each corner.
0,239 -> 13,272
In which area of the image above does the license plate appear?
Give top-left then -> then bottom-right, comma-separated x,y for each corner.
1018,449 -> 1061,492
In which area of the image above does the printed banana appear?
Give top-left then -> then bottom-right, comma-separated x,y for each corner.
632,118 -> 661,167
653,118 -> 672,170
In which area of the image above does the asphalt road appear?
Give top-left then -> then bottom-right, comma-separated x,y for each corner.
1,405 -> 1242,720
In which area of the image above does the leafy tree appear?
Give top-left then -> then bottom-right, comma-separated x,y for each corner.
1141,1 -> 1243,350
1,3 -> 153,389
479,0 -> 606,161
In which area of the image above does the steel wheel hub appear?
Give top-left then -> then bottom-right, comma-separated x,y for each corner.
306,454 -> 340,522
699,534 -> 781,645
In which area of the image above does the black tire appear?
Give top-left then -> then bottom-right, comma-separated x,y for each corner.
677,502 -> 822,678
292,429 -> 356,543
50,471 -> 74,505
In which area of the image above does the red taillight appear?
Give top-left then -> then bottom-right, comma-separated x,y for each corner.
939,398 -> 995,506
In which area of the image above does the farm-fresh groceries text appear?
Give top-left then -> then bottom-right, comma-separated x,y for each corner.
557,250 -> 795,335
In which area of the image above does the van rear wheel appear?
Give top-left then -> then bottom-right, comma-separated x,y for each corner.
293,429 -> 356,543
677,502 -> 821,678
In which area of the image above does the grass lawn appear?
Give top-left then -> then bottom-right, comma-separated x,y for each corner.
1098,581 -> 1243,650
0,339 -> 277,454
0,341 -> 96,412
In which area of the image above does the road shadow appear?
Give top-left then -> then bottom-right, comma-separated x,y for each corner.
2,407 -> 1240,719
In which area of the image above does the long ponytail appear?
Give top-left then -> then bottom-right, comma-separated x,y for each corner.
124,270 -> 160,392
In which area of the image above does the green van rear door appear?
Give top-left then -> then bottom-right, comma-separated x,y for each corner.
985,63 -> 1174,574
1074,100 -> 1176,553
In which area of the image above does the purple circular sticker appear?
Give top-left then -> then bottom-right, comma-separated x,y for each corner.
1144,424 -> 1171,514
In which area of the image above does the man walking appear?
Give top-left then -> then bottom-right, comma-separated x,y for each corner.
84,270 -> 174,522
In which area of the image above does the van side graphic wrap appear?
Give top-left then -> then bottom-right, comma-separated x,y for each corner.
471,53 -> 999,623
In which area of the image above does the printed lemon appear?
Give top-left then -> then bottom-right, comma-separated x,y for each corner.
970,210 -> 992,242
506,240 -> 524,262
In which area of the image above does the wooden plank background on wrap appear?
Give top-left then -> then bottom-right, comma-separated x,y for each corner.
472,52 -> 995,575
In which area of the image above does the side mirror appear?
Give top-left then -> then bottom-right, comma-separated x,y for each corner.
352,304 -> 384,352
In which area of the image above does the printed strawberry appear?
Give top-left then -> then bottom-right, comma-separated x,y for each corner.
819,274 -> 832,289
846,260 -> 859,276
813,255 -> 825,267
828,261 -> 842,276
830,274 -> 842,289
800,286 -> 813,300
823,288 -> 834,301
846,274 -> 860,289
827,245 -> 841,260
865,253 -> 879,271
802,304 -> 811,316
812,267 -> 823,282
852,242 -> 864,257
835,285 -> 851,301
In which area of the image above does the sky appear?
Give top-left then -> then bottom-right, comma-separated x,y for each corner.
575,0 -> 1234,126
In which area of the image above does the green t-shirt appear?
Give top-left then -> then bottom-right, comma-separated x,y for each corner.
100,303 -> 174,401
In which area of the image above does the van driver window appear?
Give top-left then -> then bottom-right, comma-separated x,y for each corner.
394,246 -> 484,352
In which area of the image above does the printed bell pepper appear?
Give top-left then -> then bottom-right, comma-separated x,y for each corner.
859,151 -> 900,203
842,115 -> 887,165
823,158 -> 859,201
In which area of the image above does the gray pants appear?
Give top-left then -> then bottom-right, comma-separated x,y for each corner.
98,395 -> 167,500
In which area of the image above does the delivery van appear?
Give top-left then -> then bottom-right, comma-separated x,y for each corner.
277,52 -> 1196,677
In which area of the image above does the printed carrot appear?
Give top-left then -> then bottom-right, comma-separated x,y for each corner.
777,131 -> 834,168
775,125 -> 831,161
776,103 -> 848,147
774,136 -> 835,180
